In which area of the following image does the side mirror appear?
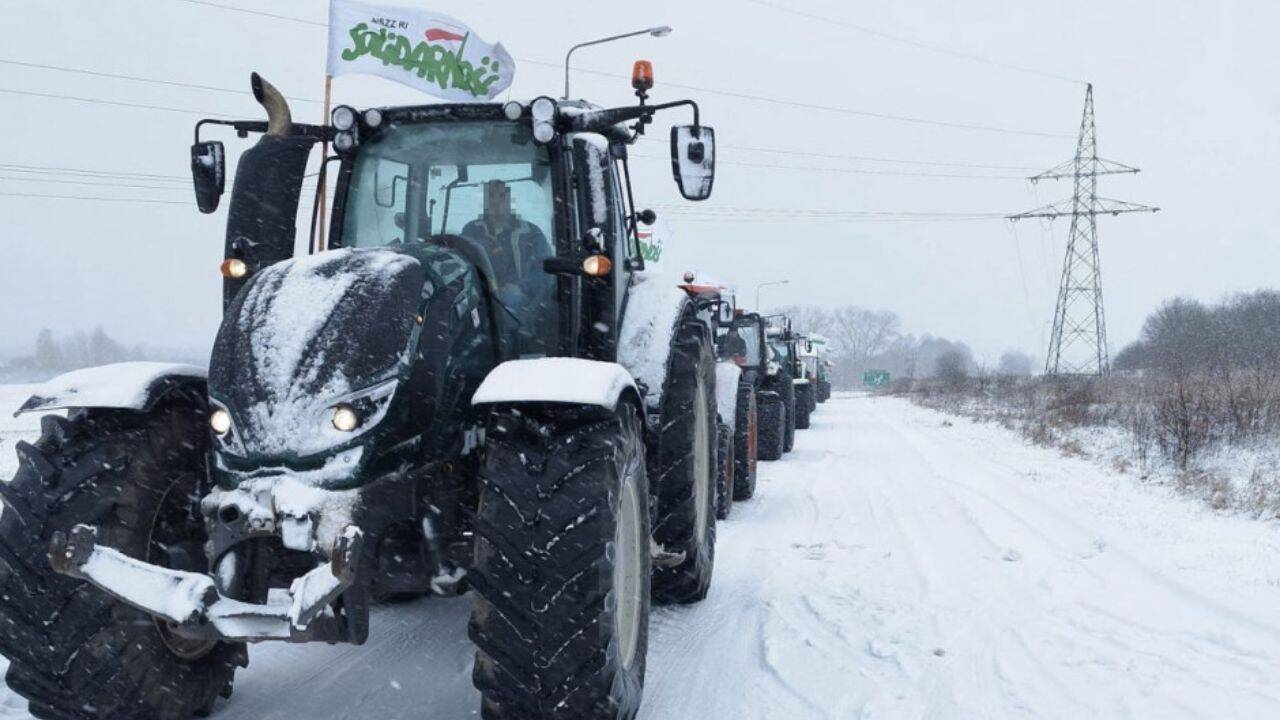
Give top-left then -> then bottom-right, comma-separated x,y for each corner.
670,125 -> 715,201
717,300 -> 734,324
191,141 -> 225,214
636,208 -> 657,226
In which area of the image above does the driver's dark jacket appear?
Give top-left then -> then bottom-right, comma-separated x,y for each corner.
719,333 -> 748,360
459,218 -> 552,288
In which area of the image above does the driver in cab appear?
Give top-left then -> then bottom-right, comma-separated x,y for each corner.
461,180 -> 553,310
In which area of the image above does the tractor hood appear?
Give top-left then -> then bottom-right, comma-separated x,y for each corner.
209,248 -> 424,460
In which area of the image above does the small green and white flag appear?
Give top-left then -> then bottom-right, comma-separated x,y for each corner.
326,0 -> 515,101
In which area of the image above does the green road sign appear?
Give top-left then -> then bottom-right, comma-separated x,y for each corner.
863,370 -> 890,389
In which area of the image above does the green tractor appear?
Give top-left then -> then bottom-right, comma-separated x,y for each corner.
0,68 -> 723,720
806,334 -> 833,403
766,316 -> 810,436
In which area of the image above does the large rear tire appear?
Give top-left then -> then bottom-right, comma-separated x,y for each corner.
780,373 -> 797,453
732,383 -> 757,500
756,391 -> 786,462
714,423 -> 734,521
795,384 -> 813,430
0,400 -> 242,720
471,402 -> 651,720
650,320 -> 717,605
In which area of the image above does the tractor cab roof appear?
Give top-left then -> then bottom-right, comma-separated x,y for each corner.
350,98 -> 637,146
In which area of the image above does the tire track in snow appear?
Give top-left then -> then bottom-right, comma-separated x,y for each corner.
874,397 -> 1280,718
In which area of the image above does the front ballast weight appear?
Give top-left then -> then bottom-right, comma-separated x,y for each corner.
44,460 -> 434,647
51,523 -> 365,645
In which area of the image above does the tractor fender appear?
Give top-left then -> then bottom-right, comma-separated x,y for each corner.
617,272 -> 706,416
714,361 -> 742,424
14,362 -> 207,417
471,358 -> 640,411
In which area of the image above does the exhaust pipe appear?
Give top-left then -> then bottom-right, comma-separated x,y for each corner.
250,72 -> 292,136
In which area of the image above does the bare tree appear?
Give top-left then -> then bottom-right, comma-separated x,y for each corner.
771,305 -> 834,339
34,328 -> 64,371
936,350 -> 968,388
997,350 -> 1034,377
828,306 -> 901,370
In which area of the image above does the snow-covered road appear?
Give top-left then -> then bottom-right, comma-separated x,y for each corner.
3,391 -> 1280,718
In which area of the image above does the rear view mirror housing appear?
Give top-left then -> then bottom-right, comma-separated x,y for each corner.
191,140 -> 226,214
670,125 -> 715,201
717,300 -> 734,324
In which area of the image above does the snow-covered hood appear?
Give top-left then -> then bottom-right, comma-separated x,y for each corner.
209,248 -> 423,459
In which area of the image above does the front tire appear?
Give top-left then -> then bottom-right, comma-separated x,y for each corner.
756,391 -> 786,462
795,384 -> 813,430
0,400 -> 241,720
714,423 -> 734,520
732,383 -> 757,500
471,402 -> 651,720
650,319 -> 718,605
780,373 -> 797,453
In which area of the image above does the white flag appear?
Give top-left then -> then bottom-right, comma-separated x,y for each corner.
326,1 -> 515,102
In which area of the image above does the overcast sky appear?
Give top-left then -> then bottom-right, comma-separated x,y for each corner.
2,0 -> 1276,366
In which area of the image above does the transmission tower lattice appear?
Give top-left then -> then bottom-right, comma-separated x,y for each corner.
1009,84 -> 1158,376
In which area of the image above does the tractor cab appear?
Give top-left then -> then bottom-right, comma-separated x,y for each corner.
721,309 -> 768,381
766,317 -> 801,379
193,70 -> 715,366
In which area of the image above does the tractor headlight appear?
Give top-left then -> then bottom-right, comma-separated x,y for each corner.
331,105 -> 357,131
321,379 -> 397,442
531,96 -> 555,122
502,101 -> 524,120
208,400 -> 247,456
331,404 -> 360,432
530,96 -> 556,144
210,408 -> 231,435
334,131 -> 356,152
363,108 -> 384,128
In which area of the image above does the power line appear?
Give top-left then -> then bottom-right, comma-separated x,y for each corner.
0,58 -> 323,104
633,152 -> 1026,179
160,0 -> 1070,139
0,191 -> 189,205
0,175 -> 188,192
0,163 -> 190,181
743,0 -> 1083,85
654,205 -> 1007,219
171,0 -> 326,26
0,88 -> 233,117
637,137 -> 1040,171
654,215 -> 1002,225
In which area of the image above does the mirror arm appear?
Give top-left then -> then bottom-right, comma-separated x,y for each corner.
567,99 -> 702,138
194,118 -> 332,145
619,156 -> 646,272
646,99 -> 700,130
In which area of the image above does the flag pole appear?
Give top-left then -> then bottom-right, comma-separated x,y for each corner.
317,74 -> 333,253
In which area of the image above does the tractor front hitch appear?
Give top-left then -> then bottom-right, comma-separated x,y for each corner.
50,523 -> 366,644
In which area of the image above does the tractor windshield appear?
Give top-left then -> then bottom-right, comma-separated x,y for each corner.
738,323 -> 762,365
769,340 -> 793,365
341,120 -> 557,356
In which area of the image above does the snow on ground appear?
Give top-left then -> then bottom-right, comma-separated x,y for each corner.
0,385 -> 42,480
1,389 -> 1279,718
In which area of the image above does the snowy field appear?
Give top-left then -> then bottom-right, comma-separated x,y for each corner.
2,388 -> 1280,718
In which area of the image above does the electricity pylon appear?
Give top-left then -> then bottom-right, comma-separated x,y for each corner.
1009,84 -> 1158,376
